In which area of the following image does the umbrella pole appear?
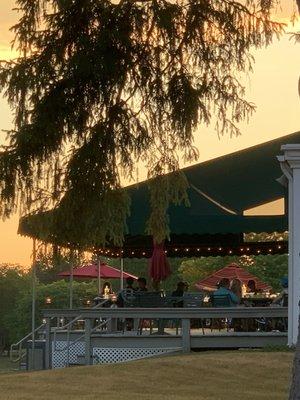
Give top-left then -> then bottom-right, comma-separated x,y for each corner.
31,239 -> 37,370
97,259 -> 101,295
69,250 -> 74,309
69,262 -> 73,310
120,257 -> 124,290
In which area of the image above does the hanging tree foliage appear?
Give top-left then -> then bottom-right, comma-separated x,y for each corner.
0,0 -> 284,247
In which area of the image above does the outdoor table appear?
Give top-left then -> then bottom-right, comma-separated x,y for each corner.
241,297 -> 273,307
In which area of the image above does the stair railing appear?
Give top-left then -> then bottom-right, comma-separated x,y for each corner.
10,321 -> 50,363
52,301 -> 111,367
10,299 -> 109,366
53,299 -> 109,353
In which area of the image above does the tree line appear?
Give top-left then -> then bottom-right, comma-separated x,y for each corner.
0,254 -> 287,349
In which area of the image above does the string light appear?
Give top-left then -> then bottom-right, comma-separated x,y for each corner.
89,242 -> 287,258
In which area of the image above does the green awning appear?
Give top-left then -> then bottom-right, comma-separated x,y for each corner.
19,130 -> 297,250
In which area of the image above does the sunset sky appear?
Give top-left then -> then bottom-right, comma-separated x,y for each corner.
1,1 -> 300,266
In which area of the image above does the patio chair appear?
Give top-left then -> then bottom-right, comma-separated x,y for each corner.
137,292 -> 165,335
183,292 -> 205,335
121,289 -> 138,307
137,292 -> 165,308
277,293 -> 288,331
183,292 -> 204,307
119,289 -> 138,332
210,294 -> 232,331
211,294 -> 232,307
282,293 -> 288,307
162,294 -> 184,335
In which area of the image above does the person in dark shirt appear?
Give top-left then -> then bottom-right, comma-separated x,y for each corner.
137,277 -> 148,292
247,279 -> 259,294
116,277 -> 136,307
172,282 -> 185,307
116,277 -> 137,331
125,277 -> 135,290
172,281 -> 185,297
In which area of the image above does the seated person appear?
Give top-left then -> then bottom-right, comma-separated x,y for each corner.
116,277 -> 136,307
273,277 -> 288,307
247,279 -> 260,295
212,278 -> 239,306
230,279 -> 242,303
137,277 -> 148,292
172,282 -> 185,307
172,281 -> 185,297
116,277 -> 136,331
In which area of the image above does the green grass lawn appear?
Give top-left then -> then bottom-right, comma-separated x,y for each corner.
0,356 -> 18,374
0,351 -> 293,400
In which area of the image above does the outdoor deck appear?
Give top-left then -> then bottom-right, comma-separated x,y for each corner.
32,307 -> 288,369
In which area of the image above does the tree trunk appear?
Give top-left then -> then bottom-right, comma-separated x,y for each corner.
289,314 -> 300,399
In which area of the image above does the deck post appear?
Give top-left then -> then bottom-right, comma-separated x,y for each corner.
182,318 -> 191,352
85,318 -> 92,365
278,144 -> 300,346
45,317 -> 51,369
31,239 -> 37,370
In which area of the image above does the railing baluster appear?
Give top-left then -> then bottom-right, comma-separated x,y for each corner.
182,318 -> 191,353
45,317 -> 51,369
66,319 -> 71,367
85,318 -> 92,365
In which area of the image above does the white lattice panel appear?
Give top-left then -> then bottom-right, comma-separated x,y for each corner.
92,347 -> 180,364
52,341 -> 85,368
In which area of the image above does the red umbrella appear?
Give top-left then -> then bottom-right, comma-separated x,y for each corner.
149,241 -> 171,283
195,263 -> 271,292
58,262 -> 138,296
58,262 -> 137,280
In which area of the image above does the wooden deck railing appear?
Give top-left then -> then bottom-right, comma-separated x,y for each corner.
42,306 -> 288,368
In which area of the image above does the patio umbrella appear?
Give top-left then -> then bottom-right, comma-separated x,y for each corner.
195,263 -> 271,292
149,241 -> 171,284
58,262 -> 137,298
